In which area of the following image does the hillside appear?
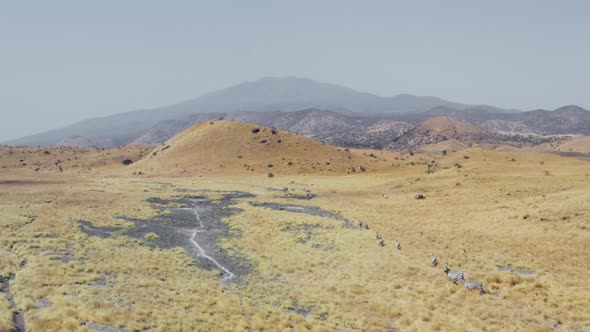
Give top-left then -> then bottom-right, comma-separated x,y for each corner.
133,120 -> 393,176
315,120 -> 414,149
388,117 -> 493,150
0,145 -> 151,174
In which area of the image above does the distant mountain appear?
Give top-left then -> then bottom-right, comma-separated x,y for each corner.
394,104 -> 590,136
130,113 -> 225,145
226,108 -> 364,137
480,105 -> 590,135
4,77 -> 509,147
57,135 -> 116,149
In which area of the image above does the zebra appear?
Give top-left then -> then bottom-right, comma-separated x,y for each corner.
376,233 -> 383,240
394,240 -> 401,250
429,252 -> 438,267
443,266 -> 464,284
358,221 -> 364,229
378,239 -> 385,247
458,279 -> 484,294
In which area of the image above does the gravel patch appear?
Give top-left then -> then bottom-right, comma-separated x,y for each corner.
250,202 -> 354,227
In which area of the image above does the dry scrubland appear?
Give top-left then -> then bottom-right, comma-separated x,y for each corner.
0,123 -> 589,331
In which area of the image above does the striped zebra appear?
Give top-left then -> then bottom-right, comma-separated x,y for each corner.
376,233 -> 383,240
429,252 -> 438,267
394,240 -> 401,250
378,239 -> 385,247
443,266 -> 464,284
458,279 -> 484,294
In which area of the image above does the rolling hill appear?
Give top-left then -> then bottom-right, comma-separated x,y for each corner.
132,120 -> 393,176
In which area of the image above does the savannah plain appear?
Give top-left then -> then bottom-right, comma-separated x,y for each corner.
1,121 -> 589,331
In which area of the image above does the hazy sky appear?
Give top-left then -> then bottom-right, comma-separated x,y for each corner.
1,1 -> 589,141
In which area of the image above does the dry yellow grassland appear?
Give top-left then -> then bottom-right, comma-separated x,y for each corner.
0,144 -> 589,331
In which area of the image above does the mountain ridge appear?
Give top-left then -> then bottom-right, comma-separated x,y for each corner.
4,77 -> 512,146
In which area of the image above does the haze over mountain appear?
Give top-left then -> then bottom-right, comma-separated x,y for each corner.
4,77 -> 510,147
5,77 -> 590,152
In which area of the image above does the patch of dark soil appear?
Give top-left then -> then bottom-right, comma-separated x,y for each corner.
175,188 -> 238,194
250,202 -> 354,227
83,322 -> 129,332
1,274 -> 25,332
0,180 -> 64,185
497,265 -> 536,275
266,187 -> 288,192
78,192 -> 255,282
280,192 -> 317,200
547,151 -> 590,160
287,301 -> 316,316
57,253 -> 79,264
84,274 -> 113,288
281,223 -> 337,250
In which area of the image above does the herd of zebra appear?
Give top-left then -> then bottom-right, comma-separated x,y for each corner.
371,227 -> 485,295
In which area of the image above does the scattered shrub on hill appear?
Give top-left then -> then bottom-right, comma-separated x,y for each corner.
43,150 -> 50,155
360,166 -> 366,172
267,172 -> 274,178
122,159 -> 134,165
260,139 -> 267,143
251,128 -> 260,134
271,129 -> 278,135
